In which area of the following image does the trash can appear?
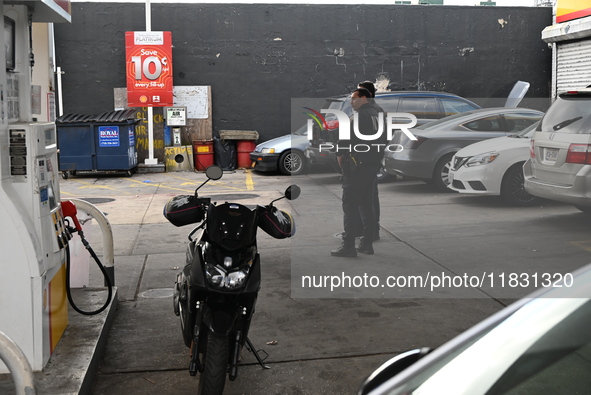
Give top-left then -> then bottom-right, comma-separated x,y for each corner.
219,130 -> 259,169
57,109 -> 138,178
213,136 -> 236,171
237,140 -> 256,168
193,140 -> 215,171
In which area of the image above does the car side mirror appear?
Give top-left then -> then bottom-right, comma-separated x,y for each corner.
358,347 -> 431,395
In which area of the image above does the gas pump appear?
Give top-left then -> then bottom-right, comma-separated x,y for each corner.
0,122 -> 70,373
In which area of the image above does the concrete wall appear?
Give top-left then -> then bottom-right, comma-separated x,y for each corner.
54,3 -> 552,146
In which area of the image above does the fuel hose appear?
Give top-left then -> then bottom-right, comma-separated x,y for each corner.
65,228 -> 113,315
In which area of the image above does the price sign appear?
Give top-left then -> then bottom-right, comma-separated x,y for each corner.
125,31 -> 173,107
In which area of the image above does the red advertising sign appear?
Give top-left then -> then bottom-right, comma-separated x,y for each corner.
125,31 -> 173,107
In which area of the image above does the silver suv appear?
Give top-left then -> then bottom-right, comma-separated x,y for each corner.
524,89 -> 591,213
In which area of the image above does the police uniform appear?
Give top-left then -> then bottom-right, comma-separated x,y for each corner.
332,101 -> 386,256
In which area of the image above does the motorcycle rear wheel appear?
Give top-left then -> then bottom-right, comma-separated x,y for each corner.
197,331 -> 229,395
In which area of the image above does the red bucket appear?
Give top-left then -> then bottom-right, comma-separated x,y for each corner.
237,140 -> 256,169
193,140 -> 214,171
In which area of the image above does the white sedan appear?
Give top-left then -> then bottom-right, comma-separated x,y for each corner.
448,122 -> 539,205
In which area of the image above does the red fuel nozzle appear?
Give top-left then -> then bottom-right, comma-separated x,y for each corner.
61,200 -> 83,232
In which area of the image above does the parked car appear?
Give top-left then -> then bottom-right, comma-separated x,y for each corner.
359,263 -> 591,395
250,95 -> 352,175
384,108 -> 543,191
448,121 -> 540,205
250,123 -> 310,175
523,89 -> 591,213
304,91 -> 482,180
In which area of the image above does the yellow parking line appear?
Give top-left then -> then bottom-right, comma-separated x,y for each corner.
569,241 -> 591,252
72,181 -> 126,192
245,170 -> 254,191
126,178 -> 197,194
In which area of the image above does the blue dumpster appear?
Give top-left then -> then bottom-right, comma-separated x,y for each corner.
57,110 -> 138,178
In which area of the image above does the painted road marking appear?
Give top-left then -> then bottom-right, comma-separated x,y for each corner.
569,241 -> 591,252
60,171 -> 256,195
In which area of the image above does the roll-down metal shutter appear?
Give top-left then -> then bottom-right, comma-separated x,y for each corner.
557,40 -> 591,93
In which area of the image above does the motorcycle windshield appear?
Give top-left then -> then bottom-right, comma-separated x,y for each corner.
205,203 -> 258,250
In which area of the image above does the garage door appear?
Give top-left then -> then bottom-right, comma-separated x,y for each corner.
557,40 -> 591,93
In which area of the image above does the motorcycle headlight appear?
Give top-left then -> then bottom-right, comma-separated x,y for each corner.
225,270 -> 248,289
465,152 -> 499,167
204,264 -> 251,290
205,263 -> 225,286
203,246 -> 256,290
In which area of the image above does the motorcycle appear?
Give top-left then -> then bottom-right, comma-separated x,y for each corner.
163,165 -> 300,395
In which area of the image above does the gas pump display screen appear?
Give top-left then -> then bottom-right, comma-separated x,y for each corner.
47,181 -> 58,210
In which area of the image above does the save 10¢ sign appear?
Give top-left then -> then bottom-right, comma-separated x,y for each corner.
125,31 -> 173,107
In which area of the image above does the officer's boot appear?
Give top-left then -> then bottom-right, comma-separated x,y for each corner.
331,238 -> 357,257
356,237 -> 374,255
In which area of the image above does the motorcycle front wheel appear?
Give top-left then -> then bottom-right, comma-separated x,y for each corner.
197,331 -> 229,395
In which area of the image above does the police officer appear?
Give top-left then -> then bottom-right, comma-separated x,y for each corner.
358,81 -> 383,241
331,88 -> 386,257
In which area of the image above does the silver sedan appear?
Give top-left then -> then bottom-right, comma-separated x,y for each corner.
384,107 -> 543,191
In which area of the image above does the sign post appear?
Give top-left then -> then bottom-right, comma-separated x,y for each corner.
125,0 -> 173,165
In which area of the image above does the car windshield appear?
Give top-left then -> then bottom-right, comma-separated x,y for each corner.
292,123 -> 308,136
384,297 -> 591,395
540,94 -> 591,134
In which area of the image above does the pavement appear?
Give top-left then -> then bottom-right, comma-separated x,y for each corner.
1,167 -> 590,394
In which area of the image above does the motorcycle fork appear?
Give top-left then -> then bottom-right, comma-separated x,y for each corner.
188,303 -> 205,376
229,330 -> 242,381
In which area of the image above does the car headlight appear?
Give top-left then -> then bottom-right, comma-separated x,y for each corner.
465,152 -> 499,167
261,148 -> 275,154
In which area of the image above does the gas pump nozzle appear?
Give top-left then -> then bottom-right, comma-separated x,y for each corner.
61,200 -> 83,233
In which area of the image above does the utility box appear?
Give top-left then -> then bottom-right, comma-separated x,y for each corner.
56,110 -> 139,178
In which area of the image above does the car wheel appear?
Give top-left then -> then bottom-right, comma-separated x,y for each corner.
432,154 -> 455,192
279,150 -> 307,175
500,163 -> 538,206
377,166 -> 394,183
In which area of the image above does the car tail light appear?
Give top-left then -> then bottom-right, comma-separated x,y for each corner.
325,120 -> 339,130
530,139 -> 535,159
566,144 -> 591,164
402,136 -> 427,149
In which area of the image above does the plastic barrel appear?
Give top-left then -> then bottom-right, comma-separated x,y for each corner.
237,140 -> 256,168
193,140 -> 214,171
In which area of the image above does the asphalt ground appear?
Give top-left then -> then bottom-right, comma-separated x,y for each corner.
2,166 -> 590,394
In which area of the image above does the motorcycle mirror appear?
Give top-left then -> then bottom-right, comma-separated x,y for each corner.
205,165 -> 223,180
285,185 -> 300,200
195,166 -> 224,197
